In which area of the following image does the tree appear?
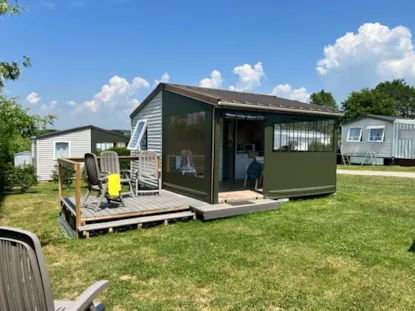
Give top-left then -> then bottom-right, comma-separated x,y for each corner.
310,90 -> 337,108
375,79 -> 415,118
0,1 -> 31,90
0,95 -> 55,192
341,89 -> 395,124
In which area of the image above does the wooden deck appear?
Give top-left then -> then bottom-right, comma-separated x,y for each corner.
60,190 -> 207,237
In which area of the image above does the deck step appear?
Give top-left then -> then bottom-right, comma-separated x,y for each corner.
192,199 -> 281,220
78,211 -> 195,232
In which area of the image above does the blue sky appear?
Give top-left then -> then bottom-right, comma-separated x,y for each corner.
3,0 -> 415,129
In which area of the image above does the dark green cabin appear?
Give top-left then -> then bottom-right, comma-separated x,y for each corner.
130,83 -> 343,204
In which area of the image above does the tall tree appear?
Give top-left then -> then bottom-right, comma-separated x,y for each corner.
375,79 -> 415,118
341,88 -> 395,123
310,90 -> 337,108
0,0 -> 31,90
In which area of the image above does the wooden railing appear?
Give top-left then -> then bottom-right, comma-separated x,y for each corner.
57,156 -> 159,236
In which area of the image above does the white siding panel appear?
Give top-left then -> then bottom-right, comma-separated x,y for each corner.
36,129 -> 91,181
394,122 -> 415,159
131,91 -> 162,173
341,118 -> 393,161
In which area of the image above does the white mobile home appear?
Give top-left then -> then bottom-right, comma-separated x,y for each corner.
32,125 -> 129,181
341,115 -> 415,165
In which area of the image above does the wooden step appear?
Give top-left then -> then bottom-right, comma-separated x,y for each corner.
192,199 -> 281,220
78,211 -> 196,233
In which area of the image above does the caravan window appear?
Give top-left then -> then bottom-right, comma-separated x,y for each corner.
368,126 -> 385,142
54,142 -> 70,159
128,120 -> 148,150
346,127 -> 362,142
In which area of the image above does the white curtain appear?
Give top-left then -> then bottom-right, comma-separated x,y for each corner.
55,142 -> 69,158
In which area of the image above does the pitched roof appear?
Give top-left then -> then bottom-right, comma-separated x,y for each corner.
36,125 -> 130,140
130,83 -> 343,118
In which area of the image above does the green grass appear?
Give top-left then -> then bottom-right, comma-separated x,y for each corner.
338,164 -> 415,172
1,176 -> 415,310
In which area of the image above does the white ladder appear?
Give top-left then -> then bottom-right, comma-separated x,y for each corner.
340,146 -> 350,165
362,150 -> 378,166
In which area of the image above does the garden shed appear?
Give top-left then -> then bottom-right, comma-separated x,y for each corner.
130,83 -> 343,204
32,125 -> 129,181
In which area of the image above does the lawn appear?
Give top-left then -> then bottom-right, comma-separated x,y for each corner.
338,164 -> 415,172
1,176 -> 415,310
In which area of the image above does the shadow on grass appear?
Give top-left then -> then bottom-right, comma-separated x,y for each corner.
408,240 -> 415,253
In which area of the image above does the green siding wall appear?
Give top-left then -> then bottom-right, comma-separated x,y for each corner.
263,117 -> 338,198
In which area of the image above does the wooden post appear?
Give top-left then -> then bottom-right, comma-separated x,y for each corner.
75,163 -> 81,231
58,163 -> 63,208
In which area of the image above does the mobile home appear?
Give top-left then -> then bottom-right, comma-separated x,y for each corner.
341,115 -> 415,165
32,125 -> 129,181
130,83 -> 343,204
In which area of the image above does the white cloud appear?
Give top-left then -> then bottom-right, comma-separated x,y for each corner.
93,76 -> 130,103
153,73 -> 170,87
66,100 -> 77,106
39,104 -> 49,111
132,77 -> 150,89
271,84 -> 310,103
229,62 -> 265,91
72,75 -> 149,116
200,70 -> 223,89
316,23 -> 415,98
39,100 -> 57,112
25,92 -> 41,104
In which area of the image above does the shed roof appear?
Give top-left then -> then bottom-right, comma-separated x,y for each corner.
130,83 -> 343,118
36,125 -> 130,141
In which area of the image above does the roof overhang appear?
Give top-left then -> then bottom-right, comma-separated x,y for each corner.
218,100 -> 344,117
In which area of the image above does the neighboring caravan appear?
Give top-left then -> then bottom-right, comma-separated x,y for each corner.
129,83 -> 343,204
341,115 -> 415,165
32,125 -> 129,181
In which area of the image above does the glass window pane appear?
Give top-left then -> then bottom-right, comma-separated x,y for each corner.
55,142 -> 69,158
165,112 -> 206,178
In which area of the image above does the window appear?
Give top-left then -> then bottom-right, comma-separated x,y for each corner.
368,126 -> 385,142
273,118 -> 336,152
96,142 -> 115,151
165,112 -> 206,178
347,127 -> 362,142
127,119 -> 148,150
140,128 -> 148,151
54,142 -> 70,159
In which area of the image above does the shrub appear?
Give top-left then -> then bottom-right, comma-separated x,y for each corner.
51,164 -> 74,190
308,140 -> 327,152
2,164 -> 38,193
97,146 -> 130,170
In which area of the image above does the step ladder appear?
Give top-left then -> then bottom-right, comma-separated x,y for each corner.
362,150 -> 378,166
340,146 -> 350,165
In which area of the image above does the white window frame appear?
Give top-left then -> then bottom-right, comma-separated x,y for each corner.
127,119 -> 148,150
367,126 -> 385,142
346,127 -> 362,142
53,141 -> 71,160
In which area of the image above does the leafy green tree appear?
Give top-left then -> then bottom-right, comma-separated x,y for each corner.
0,95 -> 55,192
310,90 -> 337,108
375,79 -> 415,118
341,89 -> 395,124
0,1 -> 31,90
